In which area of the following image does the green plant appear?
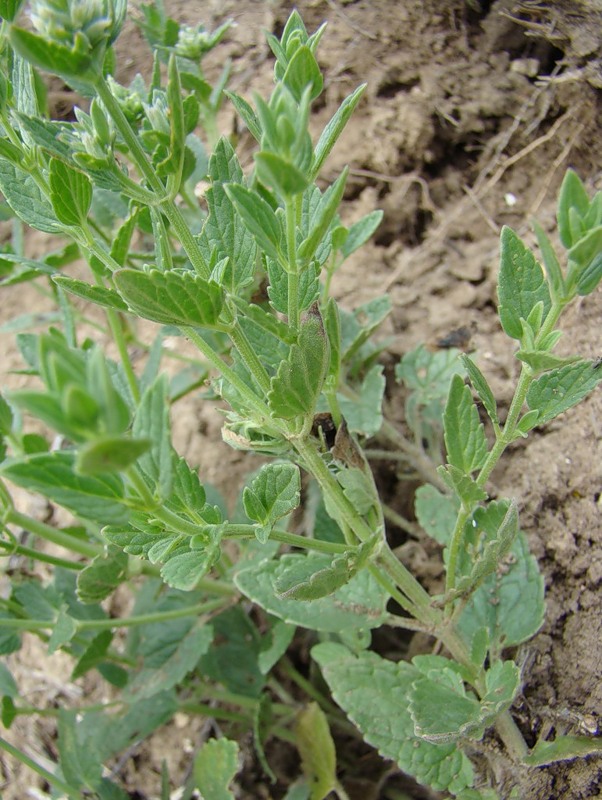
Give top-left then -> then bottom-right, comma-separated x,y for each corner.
0,2 -> 601,798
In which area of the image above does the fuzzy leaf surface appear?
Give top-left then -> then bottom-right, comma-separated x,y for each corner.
268,307 -> 329,419
48,158 -> 92,226
526,360 -> 602,425
296,702 -> 337,800
77,548 -> 128,604
132,375 -> 172,501
498,227 -> 551,340
0,451 -> 127,525
312,644 -> 474,794
0,160 -> 58,233
443,375 -> 488,475
243,463 -> 301,543
235,553 -> 388,631
415,484 -> 459,546
114,268 -> 224,328
338,364 -> 385,436
194,738 -> 240,800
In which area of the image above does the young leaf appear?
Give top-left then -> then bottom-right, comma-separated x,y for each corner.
443,374 -> 488,475
57,708 -> 104,792
526,360 -> 602,425
298,168 -> 348,263
497,226 -> 551,341
268,305 -> 330,419
456,527 -> 544,656
160,546 -> 221,591
255,151 -> 309,197
461,355 -> 498,426
341,210 -> 383,258
243,463 -> 301,543
225,90 -> 262,141
282,45 -> 323,102
114,268 -> 225,328
437,465 -> 487,507
409,664 -> 482,743
76,436 -> 151,475
532,220 -> 565,299
48,158 -> 92,227
47,606 -> 77,653
312,644 -> 474,794
225,183 -> 284,263
0,451 -> 128,525
295,703 -> 337,800
193,738 -> 240,800
557,169 -> 590,249
311,84 -> 366,179
235,553 -> 388,632
199,138 -> 257,292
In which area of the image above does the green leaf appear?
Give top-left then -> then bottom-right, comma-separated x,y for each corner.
9,27 -> 93,80
557,169 -> 590,249
127,621 -> 213,700
225,90 -> 262,141
198,138 -> 256,292
443,374 -> 488,475
199,607 -> 264,698
267,259 -> 320,315
53,276 -> 129,311
114,268 -> 225,328
0,0 -> 25,22
243,463 -> 301,543
456,524 -> 544,656
312,644 -> 474,794
298,168 -> 348,263
258,620 -> 296,674
225,183 -> 283,263
71,630 -> 113,680
47,606 -> 77,653
193,738 -> 240,800
341,210 -> 383,258
437,465 -> 487,507
516,350 -> 580,373
415,484 -> 458,546
533,220 -> 565,299
268,305 -> 330,419
498,226 -> 551,341
255,151 -> 309,197
58,708 -> 103,791
275,553 -> 355,600
76,548 -> 128,604
524,735 -> 602,767
338,364 -> 385,436
295,703 -> 337,800
0,160 -> 58,233
0,451 -> 128,525
575,251 -> 602,296
526,360 -> 602,425
461,355 -> 498,426
409,661 -> 481,743
283,45 -> 323,102
48,158 -> 92,226
312,84 -> 366,179
132,374 -> 173,501
0,394 -> 13,436
0,663 -> 18,698
76,436 -> 151,475
235,553 -> 388,632
336,467 -> 375,516
160,546 -> 221,591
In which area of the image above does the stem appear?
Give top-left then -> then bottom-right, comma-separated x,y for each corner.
183,327 -> 282,431
4,507 -> 100,559
223,524 -> 351,555
0,537 -> 84,570
0,598 -> 226,632
0,737 -> 84,800
229,324 -> 272,395
94,75 -> 210,279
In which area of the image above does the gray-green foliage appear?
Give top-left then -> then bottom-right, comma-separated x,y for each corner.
0,3 -> 601,799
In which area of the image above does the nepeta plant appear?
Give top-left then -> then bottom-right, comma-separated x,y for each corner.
0,2 -> 601,798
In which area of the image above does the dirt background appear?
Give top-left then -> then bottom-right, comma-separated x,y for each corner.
1,1 -> 602,799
